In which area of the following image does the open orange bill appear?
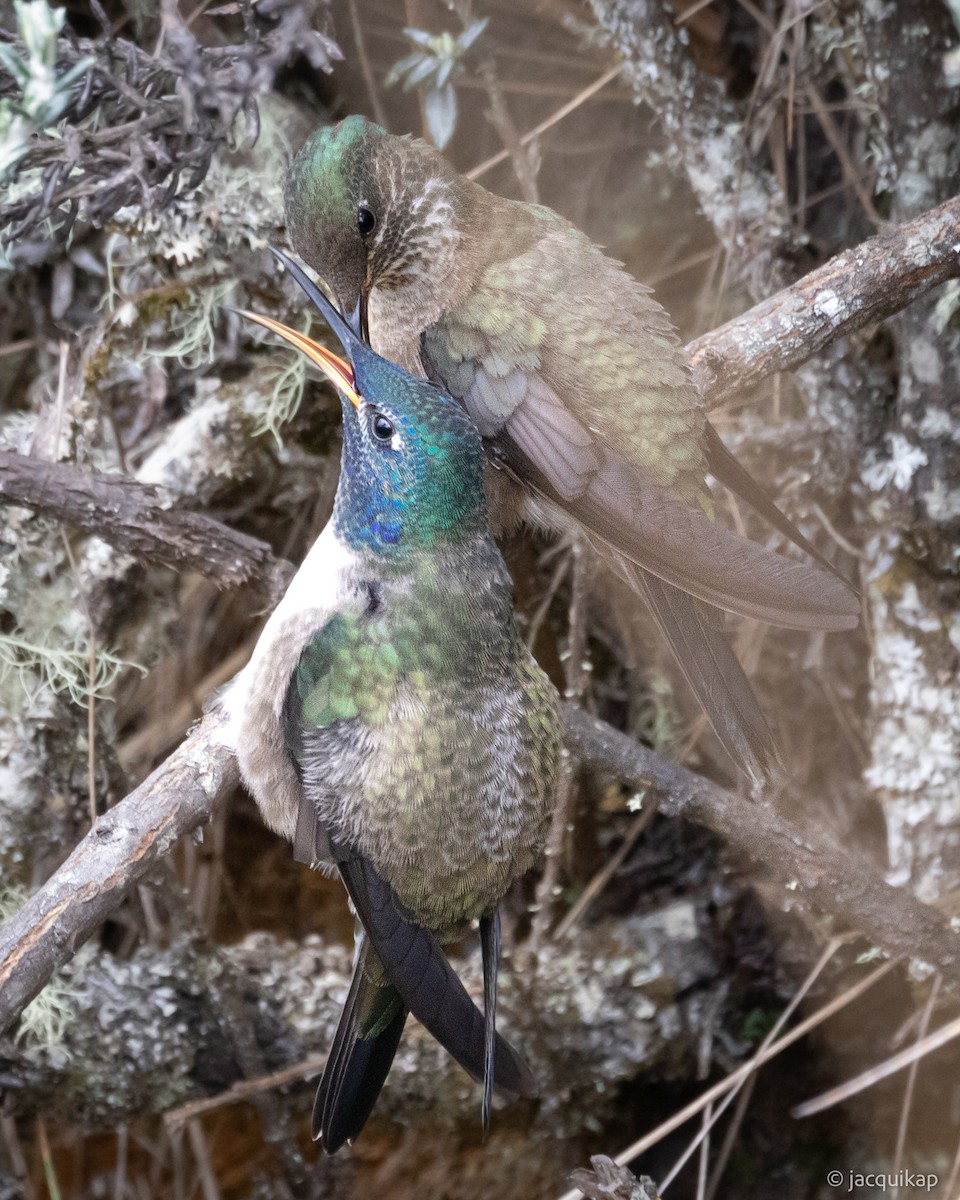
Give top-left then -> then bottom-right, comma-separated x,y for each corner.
227,306 -> 362,409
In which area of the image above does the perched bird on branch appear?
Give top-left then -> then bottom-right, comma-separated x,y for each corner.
222,278 -> 560,1151
283,115 -> 860,779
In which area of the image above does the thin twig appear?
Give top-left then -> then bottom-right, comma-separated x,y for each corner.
117,642 -> 253,768
890,974 -> 941,1200
186,1120 -> 221,1200
452,0 -> 539,201
526,545 -> 571,650
811,502 -> 866,561
467,65 -> 622,181
555,956 -> 896,1200
348,0 -> 389,128
704,1074 -> 757,1200
805,82 -> 883,227
658,937 -> 846,1193
164,1053 -> 329,1129
531,543 -> 590,946
674,0 -> 716,25
695,1106 -> 710,1200
60,530 -> 99,824
113,1126 -> 128,1200
553,800 -> 658,939
1,1114 -> 36,1200
943,1130 -> 960,1200
35,1119 -> 62,1200
793,1006 -> 960,1119
0,337 -> 36,358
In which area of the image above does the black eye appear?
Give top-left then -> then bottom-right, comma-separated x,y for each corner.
370,411 -> 395,443
357,204 -> 376,237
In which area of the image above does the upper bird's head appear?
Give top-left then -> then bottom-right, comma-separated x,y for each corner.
284,115 -> 481,353
234,250 -> 487,561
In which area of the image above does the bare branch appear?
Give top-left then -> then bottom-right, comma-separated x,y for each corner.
466,65 -> 622,182
562,707 -> 960,983
0,451 -> 292,603
686,194 -> 960,409
3,697 -> 959,1040
0,709 -> 237,1037
792,1006 -> 960,1119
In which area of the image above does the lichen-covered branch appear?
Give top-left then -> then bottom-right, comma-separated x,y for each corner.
853,0 -> 960,904
685,194 -> 960,410
3,899 -> 714,1144
589,0 -> 790,293
0,0 -> 340,250
0,451 -> 292,602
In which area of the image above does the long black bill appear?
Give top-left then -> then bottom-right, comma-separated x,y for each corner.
348,291 -> 370,343
268,246 -> 366,363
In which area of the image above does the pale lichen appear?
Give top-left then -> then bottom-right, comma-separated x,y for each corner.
864,556 -> 960,902
861,433 -> 930,493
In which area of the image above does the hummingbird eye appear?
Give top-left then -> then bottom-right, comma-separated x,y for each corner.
357,204 -> 376,237
369,411 -> 395,443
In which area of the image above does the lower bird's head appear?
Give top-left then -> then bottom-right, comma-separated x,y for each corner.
233,251 -> 488,560
284,115 -> 475,344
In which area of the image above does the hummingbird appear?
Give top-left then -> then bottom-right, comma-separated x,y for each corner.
282,115 -> 861,779
222,275 -> 560,1151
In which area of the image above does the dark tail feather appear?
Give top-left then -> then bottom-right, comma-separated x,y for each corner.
338,855 -> 537,1100
704,422 -> 858,589
480,910 -> 501,1134
621,558 -> 780,780
313,934 -> 408,1153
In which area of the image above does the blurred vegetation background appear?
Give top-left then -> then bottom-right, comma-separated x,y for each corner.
1,0 -> 959,1197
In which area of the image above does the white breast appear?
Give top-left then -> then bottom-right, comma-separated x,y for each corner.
220,521 -> 361,841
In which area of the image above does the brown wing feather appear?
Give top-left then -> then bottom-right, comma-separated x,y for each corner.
704,422 -> 857,589
618,559 -> 779,779
503,381 -> 860,631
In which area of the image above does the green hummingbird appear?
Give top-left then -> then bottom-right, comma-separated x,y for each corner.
282,116 -> 860,779
222,276 -> 560,1150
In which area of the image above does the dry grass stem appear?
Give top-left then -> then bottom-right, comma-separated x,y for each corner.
793,1005 -> 960,1119
557,953 -> 894,1200
467,64 -> 622,181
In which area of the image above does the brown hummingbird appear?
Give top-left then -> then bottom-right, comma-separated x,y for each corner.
282,116 -> 860,778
